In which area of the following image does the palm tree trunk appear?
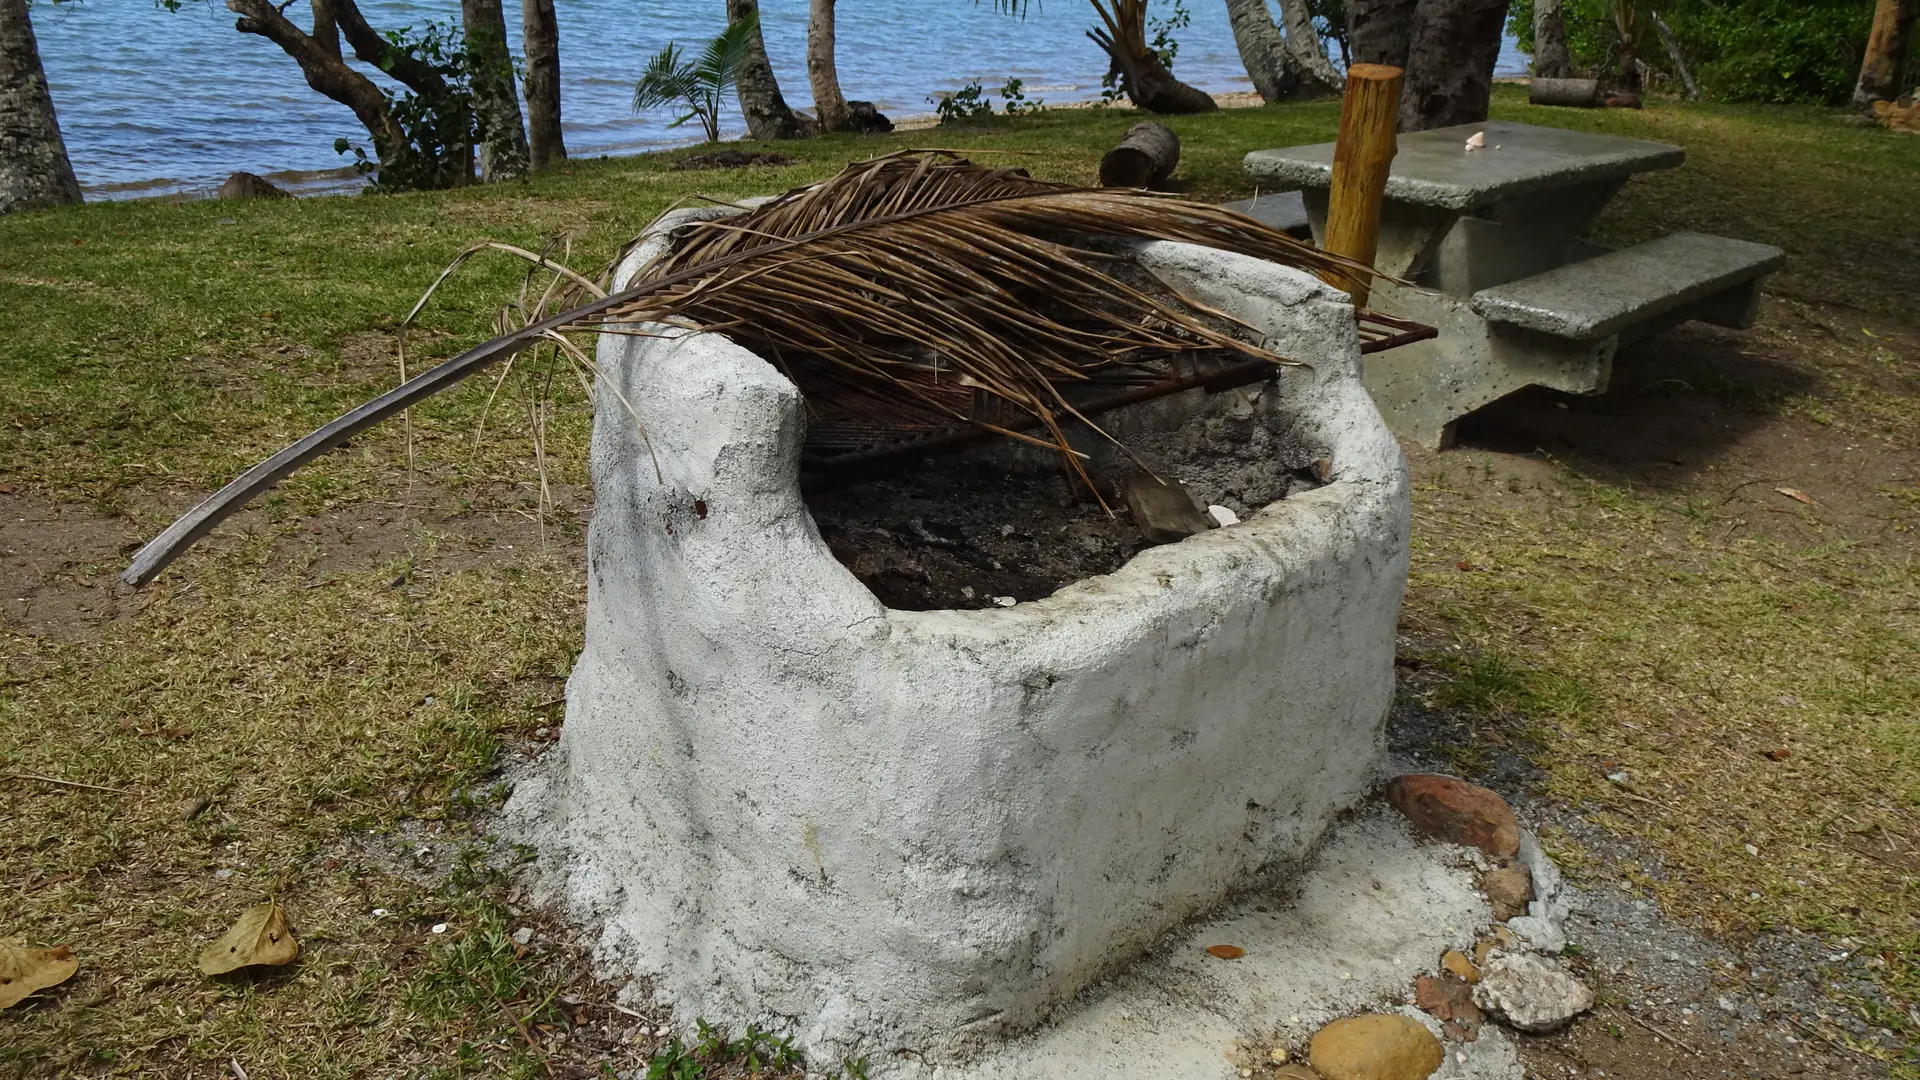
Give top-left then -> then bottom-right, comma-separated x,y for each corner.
727,0 -> 805,139
1276,0 -> 1342,91
1399,0 -> 1511,131
1346,0 -> 1418,67
1611,0 -> 1641,92
522,0 -> 566,166
1223,0 -> 1307,103
807,0 -> 850,131
0,0 -> 83,214
461,0 -> 531,180
1090,0 -> 1217,114
1854,0 -> 1917,105
1532,0 -> 1574,78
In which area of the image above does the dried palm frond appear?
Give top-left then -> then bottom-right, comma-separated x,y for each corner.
124,151 -> 1374,586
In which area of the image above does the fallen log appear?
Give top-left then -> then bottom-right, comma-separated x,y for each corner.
1099,121 -> 1181,188
1529,77 -> 1599,107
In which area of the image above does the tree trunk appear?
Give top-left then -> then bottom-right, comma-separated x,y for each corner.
1399,0 -> 1511,131
1611,0 -> 1640,93
1276,0 -> 1343,91
228,0 -> 403,154
1853,0 -> 1918,106
727,0 -> 805,140
1529,76 -> 1598,105
461,0 -> 529,181
1649,10 -> 1697,99
807,0 -> 850,131
1223,0 -> 1308,103
1346,0 -> 1419,68
1089,1 -> 1217,113
522,0 -> 565,166
1099,120 -> 1181,187
0,0 -> 82,214
1532,0 -> 1574,78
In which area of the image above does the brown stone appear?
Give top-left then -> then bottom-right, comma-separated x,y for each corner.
1481,861 -> 1534,921
1309,1013 -> 1445,1080
1441,948 -> 1481,983
1384,774 -> 1520,858
1414,973 -> 1484,1041
1471,938 -> 1496,968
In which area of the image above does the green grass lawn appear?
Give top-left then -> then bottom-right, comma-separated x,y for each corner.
3,87 -> 1917,1077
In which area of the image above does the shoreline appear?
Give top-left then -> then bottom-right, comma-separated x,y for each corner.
88,81 -> 1542,203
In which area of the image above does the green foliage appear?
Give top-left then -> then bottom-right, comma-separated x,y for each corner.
1507,0 -> 1882,104
999,77 -> 1046,114
1148,0 -> 1192,69
333,21 -> 479,192
631,14 -> 757,143
1307,0 -> 1351,68
932,80 -> 995,122
932,78 -> 1047,122
644,1020 -> 806,1077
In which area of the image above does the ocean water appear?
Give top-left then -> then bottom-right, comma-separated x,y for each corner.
32,1 -> 1525,200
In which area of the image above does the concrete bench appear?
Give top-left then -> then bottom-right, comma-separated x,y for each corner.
1243,121 -> 1789,447
1471,231 -> 1783,344
1219,191 -> 1312,239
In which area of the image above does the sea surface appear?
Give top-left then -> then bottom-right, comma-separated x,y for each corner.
33,0 -> 1525,200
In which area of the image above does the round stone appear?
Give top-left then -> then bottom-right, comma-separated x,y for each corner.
1308,1013 -> 1445,1080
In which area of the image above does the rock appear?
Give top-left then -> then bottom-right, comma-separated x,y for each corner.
1273,1067 -> 1319,1080
1384,774 -> 1520,858
1442,948 -> 1481,983
1309,1013 -> 1445,1080
845,100 -> 894,133
216,171 -> 290,200
1516,830 -> 1562,907
1414,973 -> 1484,1041
1505,911 -> 1567,954
1481,862 -> 1533,921
1472,952 -> 1594,1032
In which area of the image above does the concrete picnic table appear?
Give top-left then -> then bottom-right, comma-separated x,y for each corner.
1244,119 -> 1783,447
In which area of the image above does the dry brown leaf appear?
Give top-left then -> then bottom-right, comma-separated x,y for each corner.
1775,487 -> 1814,505
0,938 -> 78,1009
198,901 -> 299,975
1205,944 -> 1246,959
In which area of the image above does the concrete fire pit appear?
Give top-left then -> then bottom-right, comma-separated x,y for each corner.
512,209 -> 1412,1067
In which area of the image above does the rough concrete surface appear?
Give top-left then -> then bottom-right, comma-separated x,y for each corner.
508,213 -> 1414,1067
1244,121 -> 1684,212
882,810 -> 1520,1080
1470,230 -> 1784,339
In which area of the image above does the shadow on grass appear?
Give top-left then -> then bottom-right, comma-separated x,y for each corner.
1452,324 -> 1817,489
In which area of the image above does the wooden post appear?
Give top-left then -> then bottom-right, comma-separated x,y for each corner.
1322,63 -> 1403,308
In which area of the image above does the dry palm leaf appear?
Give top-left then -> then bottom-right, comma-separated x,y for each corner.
124,151 -> 1373,586
0,938 -> 78,1009
198,901 -> 299,975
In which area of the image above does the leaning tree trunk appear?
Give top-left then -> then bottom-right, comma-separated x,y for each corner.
1533,0 -> 1574,78
522,0 -> 566,166
1399,0 -> 1511,131
1090,0 -> 1217,113
1346,0 -> 1419,67
1276,0 -> 1343,92
0,0 -> 82,214
727,0 -> 806,139
1853,0 -> 1918,106
1223,0 -> 1309,102
461,0 -> 530,181
226,0 -> 403,159
807,0 -> 850,131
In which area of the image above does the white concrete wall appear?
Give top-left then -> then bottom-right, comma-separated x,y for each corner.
519,212 -> 1411,1068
